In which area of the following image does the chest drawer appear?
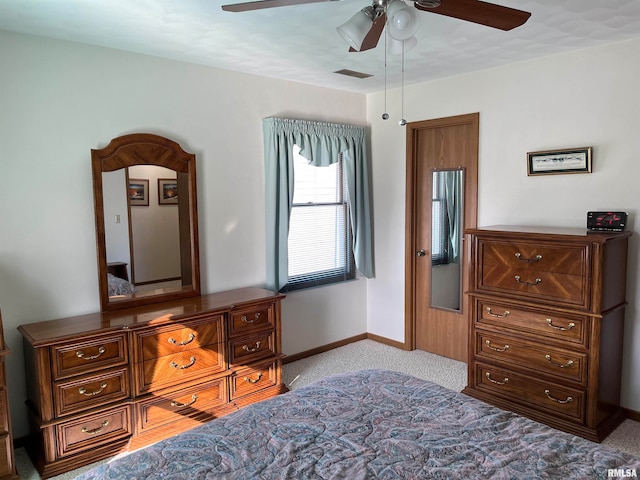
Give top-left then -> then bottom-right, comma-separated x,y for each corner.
52,334 -> 128,380
136,377 -> 227,432
475,299 -> 588,347
135,316 -> 223,361
137,345 -> 225,394
229,304 -> 275,338
54,367 -> 130,417
56,405 -> 132,457
230,359 -> 279,400
477,240 -> 589,308
229,331 -> 276,367
480,241 -> 587,275
474,363 -> 585,422
475,332 -> 587,385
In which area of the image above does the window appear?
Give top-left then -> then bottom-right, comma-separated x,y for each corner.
285,146 -> 355,291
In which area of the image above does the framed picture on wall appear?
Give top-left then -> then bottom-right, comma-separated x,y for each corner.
158,178 -> 178,205
129,179 -> 149,206
527,147 -> 592,176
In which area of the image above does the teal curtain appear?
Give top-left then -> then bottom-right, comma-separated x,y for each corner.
263,117 -> 374,291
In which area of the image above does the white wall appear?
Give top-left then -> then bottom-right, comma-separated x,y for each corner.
366,38 -> 640,412
0,30 -> 367,437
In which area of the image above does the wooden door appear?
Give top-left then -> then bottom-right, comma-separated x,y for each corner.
404,113 -> 478,362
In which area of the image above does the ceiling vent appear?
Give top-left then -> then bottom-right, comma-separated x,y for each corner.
334,69 -> 373,79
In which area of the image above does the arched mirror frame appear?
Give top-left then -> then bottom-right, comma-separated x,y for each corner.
92,133 -> 201,311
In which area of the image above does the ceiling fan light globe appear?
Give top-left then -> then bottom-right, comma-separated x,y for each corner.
386,0 -> 419,40
387,35 -> 417,54
336,10 -> 374,51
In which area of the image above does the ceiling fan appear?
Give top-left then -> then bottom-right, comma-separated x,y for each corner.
221,0 -> 531,52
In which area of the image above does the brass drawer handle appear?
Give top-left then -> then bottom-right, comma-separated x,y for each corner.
545,355 -> 575,369
76,346 -> 106,361
544,389 -> 573,404
514,275 -> 542,286
81,420 -> 109,435
241,312 -> 262,324
170,356 -> 196,369
485,340 -> 510,352
486,307 -> 510,318
168,333 -> 196,346
485,372 -> 508,385
171,394 -> 198,408
546,319 -> 576,331
515,252 -> 542,263
79,382 -> 108,397
244,373 -> 263,384
242,341 -> 262,353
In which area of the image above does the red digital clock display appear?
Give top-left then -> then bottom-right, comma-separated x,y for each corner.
587,211 -> 627,231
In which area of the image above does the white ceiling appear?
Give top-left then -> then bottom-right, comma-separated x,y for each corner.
1,0 -> 640,93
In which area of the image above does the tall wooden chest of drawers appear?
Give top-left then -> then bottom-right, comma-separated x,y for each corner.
0,310 -> 18,480
18,287 -> 286,479
462,226 -> 631,442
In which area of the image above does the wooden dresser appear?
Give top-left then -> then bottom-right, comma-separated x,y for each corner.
463,226 -> 631,442
0,310 -> 18,480
18,287 -> 286,479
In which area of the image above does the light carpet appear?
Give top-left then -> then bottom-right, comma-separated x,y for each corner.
14,339 -> 640,478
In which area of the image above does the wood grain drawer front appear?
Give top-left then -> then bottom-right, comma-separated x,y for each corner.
481,241 -> 587,275
138,346 -> 225,394
137,316 -> 223,361
229,331 -> 276,367
229,304 -> 275,338
475,364 -> 585,422
230,360 -> 279,400
52,334 -> 128,380
477,300 -> 587,347
0,434 -> 14,477
56,405 -> 132,458
54,367 -> 130,417
136,377 -> 227,432
0,389 -> 8,433
476,332 -> 587,385
478,240 -> 589,307
479,265 -> 587,307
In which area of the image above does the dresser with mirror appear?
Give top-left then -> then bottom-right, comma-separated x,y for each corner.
18,134 -> 286,478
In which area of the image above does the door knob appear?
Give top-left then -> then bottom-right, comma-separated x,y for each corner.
416,250 -> 427,257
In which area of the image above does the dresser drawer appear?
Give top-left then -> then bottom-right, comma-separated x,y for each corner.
230,360 -> 279,400
479,265 -> 587,307
480,240 -> 587,275
137,346 -> 225,394
475,299 -> 588,347
52,334 -> 128,380
229,331 -> 276,367
229,304 -> 275,338
56,405 -> 132,457
135,316 -> 223,361
475,332 -> 587,385
0,389 -> 8,433
0,434 -> 14,477
136,377 -> 227,432
54,367 -> 130,417
475,363 -> 585,422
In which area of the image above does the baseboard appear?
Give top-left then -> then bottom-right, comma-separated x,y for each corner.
283,333 -> 368,364
283,333 -> 409,364
624,408 -> 640,422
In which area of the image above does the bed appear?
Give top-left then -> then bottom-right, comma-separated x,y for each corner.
75,369 -> 640,479
107,273 -> 135,296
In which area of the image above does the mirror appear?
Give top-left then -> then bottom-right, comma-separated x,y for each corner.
92,133 -> 200,311
430,168 -> 464,312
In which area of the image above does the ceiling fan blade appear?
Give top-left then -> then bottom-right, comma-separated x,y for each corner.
414,0 -> 531,31
349,13 -> 386,53
222,0 -> 338,13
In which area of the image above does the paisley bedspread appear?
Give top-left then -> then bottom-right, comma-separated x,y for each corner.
75,369 -> 640,479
